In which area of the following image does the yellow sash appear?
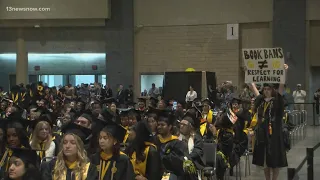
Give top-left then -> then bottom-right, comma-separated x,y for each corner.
53,161 -> 90,180
200,123 -> 207,136
131,142 -> 156,176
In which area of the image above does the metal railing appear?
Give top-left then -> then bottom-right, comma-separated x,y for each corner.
287,102 -> 317,126
287,110 -> 308,147
287,142 -> 320,180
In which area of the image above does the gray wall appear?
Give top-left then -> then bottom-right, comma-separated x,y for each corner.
273,0 -> 306,90
0,0 -> 110,19
0,0 -> 134,92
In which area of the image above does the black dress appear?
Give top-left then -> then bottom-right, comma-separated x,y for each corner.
252,94 -> 288,168
40,158 -> 98,180
90,151 -> 135,180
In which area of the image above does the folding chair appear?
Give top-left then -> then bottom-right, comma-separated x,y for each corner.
203,142 -> 217,180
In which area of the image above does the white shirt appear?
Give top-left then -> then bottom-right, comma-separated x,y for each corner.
293,90 -> 306,103
185,91 -> 197,102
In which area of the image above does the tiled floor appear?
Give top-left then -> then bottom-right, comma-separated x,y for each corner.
228,126 -> 320,180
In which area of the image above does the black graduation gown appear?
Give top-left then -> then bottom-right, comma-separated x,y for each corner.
40,158 -> 98,180
129,143 -> 162,180
0,149 -> 11,179
155,135 -> 189,180
90,152 -> 135,180
189,134 -> 205,169
252,94 -> 288,168
230,109 -> 249,166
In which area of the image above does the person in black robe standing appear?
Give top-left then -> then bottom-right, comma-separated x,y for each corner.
249,64 -> 288,180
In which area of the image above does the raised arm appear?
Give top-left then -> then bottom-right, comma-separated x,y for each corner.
278,64 -> 289,96
248,83 -> 260,97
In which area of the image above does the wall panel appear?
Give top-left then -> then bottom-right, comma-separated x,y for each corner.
134,24 -> 239,95
134,0 -> 272,26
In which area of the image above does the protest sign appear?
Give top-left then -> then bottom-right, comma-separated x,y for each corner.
242,48 -> 285,84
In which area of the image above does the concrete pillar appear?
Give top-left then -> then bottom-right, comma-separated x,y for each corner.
273,0 -> 306,90
16,29 -> 28,86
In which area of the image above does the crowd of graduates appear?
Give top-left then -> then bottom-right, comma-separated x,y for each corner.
0,68 -> 293,180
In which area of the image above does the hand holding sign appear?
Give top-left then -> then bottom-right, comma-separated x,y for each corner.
242,48 -> 286,84
284,64 -> 288,70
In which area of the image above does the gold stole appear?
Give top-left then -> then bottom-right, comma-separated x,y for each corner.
130,142 -> 156,176
21,92 -> 26,102
39,142 -> 46,160
98,151 -> 117,180
53,161 -> 90,180
0,148 -> 13,171
123,126 -> 129,143
11,93 -> 19,103
199,123 -> 207,136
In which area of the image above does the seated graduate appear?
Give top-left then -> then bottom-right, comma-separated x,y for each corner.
214,111 -> 234,180
145,107 -> 159,136
90,120 -> 135,180
40,122 -> 98,180
29,115 -> 58,162
179,111 -> 205,180
200,99 -> 216,141
0,114 -> 32,178
4,148 -> 41,180
154,110 -> 195,180
126,121 -> 161,180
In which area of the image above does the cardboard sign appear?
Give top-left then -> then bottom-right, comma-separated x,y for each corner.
242,48 -> 285,84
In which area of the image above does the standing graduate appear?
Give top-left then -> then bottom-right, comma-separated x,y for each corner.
126,120 -> 161,180
155,110 -> 195,180
90,120 -> 134,180
40,122 -> 98,180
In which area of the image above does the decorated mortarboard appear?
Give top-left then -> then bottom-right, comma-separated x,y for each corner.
102,119 -> 127,143
157,109 -> 176,125
10,148 -> 39,167
61,122 -> 92,143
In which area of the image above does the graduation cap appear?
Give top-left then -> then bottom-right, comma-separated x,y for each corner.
29,114 -> 53,129
10,148 -> 39,167
192,98 -> 203,108
146,107 -> 161,117
229,93 -> 242,104
103,97 -> 117,105
128,109 -> 142,122
202,98 -> 213,106
183,107 -> 202,127
61,122 -> 92,143
7,112 -> 30,128
102,120 -> 127,143
149,97 -> 158,104
79,109 -> 93,123
137,97 -> 147,104
157,110 -> 176,125
119,109 -> 130,117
